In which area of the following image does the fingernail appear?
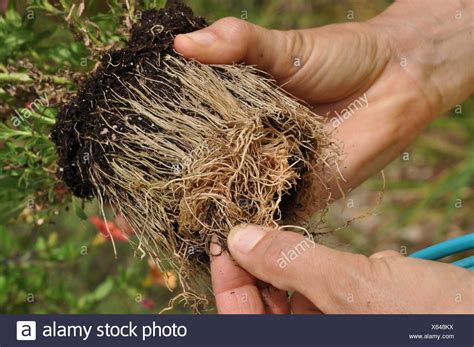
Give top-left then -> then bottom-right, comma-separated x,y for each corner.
180,31 -> 216,46
209,235 -> 222,257
228,224 -> 266,254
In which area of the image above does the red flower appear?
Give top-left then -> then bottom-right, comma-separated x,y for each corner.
89,215 -> 128,242
141,298 -> 155,310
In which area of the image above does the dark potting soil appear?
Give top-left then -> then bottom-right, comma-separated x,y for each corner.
50,0 -> 207,198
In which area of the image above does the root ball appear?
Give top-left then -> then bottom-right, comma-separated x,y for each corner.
51,0 -> 338,308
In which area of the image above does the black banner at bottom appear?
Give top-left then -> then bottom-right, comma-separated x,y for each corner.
1,314 -> 472,346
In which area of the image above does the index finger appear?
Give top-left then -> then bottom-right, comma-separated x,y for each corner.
210,241 -> 265,314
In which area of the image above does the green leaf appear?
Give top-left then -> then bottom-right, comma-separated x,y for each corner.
35,236 -> 47,252
93,279 -> 114,300
0,225 -> 14,255
78,278 -> 114,309
73,197 -> 87,220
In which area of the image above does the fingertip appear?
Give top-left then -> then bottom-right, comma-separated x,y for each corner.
173,34 -> 197,57
209,240 -> 265,314
209,234 -> 223,257
210,244 -> 254,295
175,29 -> 220,58
174,17 -> 251,64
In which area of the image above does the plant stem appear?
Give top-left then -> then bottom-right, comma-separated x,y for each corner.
0,73 -> 71,85
30,111 -> 56,125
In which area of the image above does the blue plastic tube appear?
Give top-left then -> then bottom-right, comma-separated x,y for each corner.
450,255 -> 474,269
409,233 -> 474,261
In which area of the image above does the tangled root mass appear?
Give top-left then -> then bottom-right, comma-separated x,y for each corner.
51,0 -> 337,305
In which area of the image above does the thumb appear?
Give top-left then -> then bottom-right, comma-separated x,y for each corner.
174,17 -> 312,83
227,224 -> 377,313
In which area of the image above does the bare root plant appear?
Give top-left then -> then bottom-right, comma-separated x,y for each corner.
51,1 -> 339,309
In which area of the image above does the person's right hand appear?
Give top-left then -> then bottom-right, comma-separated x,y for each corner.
0,0 -> 8,13
175,0 -> 473,216
210,224 -> 474,314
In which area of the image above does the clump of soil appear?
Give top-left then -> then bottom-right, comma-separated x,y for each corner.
51,0 -> 206,198
51,0 -> 337,309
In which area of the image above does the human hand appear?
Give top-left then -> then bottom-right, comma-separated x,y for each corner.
210,224 -> 474,314
175,0 -> 474,217
0,0 -> 8,13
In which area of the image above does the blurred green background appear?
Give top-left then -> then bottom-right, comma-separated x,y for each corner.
0,0 -> 472,314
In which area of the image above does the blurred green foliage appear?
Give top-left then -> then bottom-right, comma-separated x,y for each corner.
328,97 -> 474,256
0,202 -> 184,313
0,0 -> 472,314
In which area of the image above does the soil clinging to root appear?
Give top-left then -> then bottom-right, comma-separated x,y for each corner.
51,0 -> 207,198
51,0 -> 337,309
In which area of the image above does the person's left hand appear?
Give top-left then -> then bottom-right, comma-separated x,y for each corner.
211,224 -> 474,314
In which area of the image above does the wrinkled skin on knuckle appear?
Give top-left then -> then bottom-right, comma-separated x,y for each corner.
368,14 -> 442,115
208,17 -> 251,61
212,17 -> 250,41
